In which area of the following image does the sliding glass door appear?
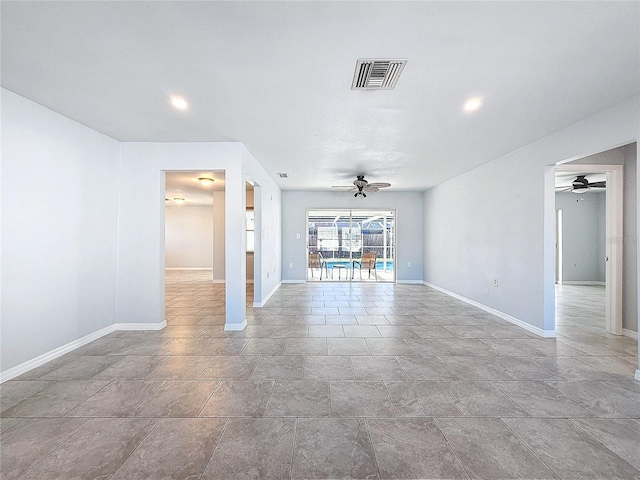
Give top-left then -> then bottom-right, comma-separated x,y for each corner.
307,209 -> 395,282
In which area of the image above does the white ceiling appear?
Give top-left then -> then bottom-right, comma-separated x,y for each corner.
2,2 -> 638,191
165,171 -> 225,206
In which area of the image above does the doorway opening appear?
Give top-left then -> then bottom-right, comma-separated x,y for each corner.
306,209 -> 396,282
164,170 -> 227,327
246,181 -> 260,306
554,163 -> 623,336
246,182 -> 255,288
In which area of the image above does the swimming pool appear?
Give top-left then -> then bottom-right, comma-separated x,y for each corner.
324,260 -> 394,271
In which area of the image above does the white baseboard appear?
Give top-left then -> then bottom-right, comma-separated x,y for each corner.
0,324 -> 115,383
423,282 -> 556,338
210,280 -> 255,284
116,321 -> 167,331
397,280 -> 424,284
561,281 -> 606,286
224,319 -> 248,331
282,280 -> 306,284
0,321 -> 168,383
623,328 -> 638,339
254,281 -> 282,308
165,267 -> 213,271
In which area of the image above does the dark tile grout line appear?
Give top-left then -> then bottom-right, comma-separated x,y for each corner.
196,417 -> 230,480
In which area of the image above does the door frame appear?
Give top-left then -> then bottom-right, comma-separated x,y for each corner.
554,164 -> 624,335
555,209 -> 563,285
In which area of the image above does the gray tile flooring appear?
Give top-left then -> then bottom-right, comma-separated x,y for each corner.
1,272 -> 638,479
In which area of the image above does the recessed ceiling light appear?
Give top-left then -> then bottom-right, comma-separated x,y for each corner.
463,97 -> 483,112
198,177 -> 214,187
170,96 -> 188,110
173,197 -> 185,204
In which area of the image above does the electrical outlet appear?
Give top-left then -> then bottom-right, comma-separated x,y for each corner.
289,263 -> 293,268
407,262 -> 412,268
296,233 -> 300,239
492,277 -> 499,287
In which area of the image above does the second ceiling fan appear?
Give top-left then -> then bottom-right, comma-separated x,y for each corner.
556,174 -> 606,193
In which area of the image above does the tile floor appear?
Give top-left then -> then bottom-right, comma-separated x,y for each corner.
1,272 -> 639,479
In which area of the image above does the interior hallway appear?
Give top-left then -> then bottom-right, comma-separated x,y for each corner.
1,271 -> 639,479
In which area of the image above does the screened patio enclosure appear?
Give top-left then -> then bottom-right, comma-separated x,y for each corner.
307,209 -> 396,282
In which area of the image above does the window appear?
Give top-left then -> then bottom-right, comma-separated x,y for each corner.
246,209 -> 254,252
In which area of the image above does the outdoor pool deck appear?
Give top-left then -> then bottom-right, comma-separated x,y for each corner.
309,259 -> 395,282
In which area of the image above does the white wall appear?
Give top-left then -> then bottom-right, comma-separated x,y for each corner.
281,191 -> 424,282
165,205 -> 214,268
1,89 -> 121,373
555,192 -> 605,282
116,143 -> 281,328
117,143 -> 245,328
423,96 -> 638,334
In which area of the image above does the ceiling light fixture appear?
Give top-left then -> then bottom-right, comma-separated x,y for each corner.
198,177 -> 214,186
571,187 -> 590,194
173,197 -> 185,204
170,96 -> 188,110
463,97 -> 483,112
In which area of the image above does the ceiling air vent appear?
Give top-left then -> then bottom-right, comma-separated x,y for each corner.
351,59 -> 407,90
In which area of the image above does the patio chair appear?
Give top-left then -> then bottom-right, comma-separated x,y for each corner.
355,251 -> 377,280
308,252 -> 327,280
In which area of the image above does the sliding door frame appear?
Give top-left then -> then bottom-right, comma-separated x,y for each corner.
305,208 -> 397,283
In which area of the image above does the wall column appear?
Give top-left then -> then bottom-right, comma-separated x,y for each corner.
212,191 -> 225,282
543,167 -> 557,334
224,167 -> 247,330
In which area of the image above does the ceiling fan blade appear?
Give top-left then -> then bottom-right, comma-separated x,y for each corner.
367,182 -> 391,188
555,186 -> 573,192
331,185 -> 356,189
588,181 -> 606,188
363,186 -> 379,192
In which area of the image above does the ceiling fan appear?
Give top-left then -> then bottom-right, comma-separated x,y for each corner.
332,175 -> 391,198
555,174 -> 606,193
